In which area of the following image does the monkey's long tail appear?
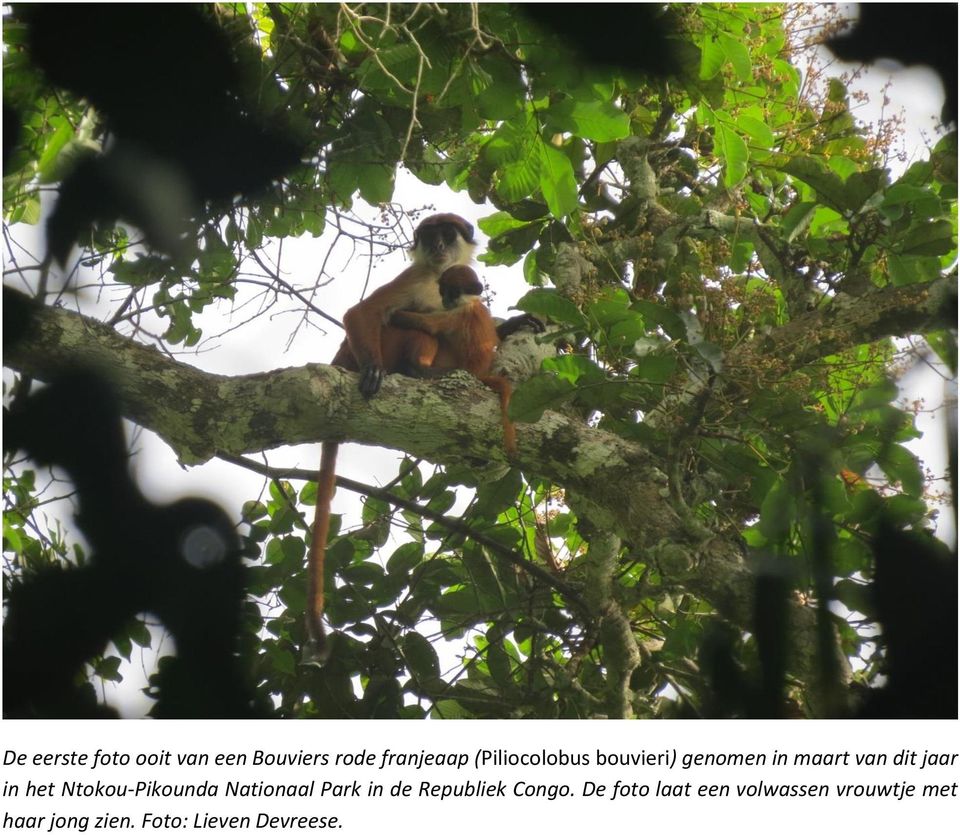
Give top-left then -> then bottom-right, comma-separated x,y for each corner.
305,441 -> 338,663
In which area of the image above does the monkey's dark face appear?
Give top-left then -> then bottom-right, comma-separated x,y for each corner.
412,214 -> 476,269
439,266 -> 483,309
415,223 -> 466,266
441,284 -> 481,309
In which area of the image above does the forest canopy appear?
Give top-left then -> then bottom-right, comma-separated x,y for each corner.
2,3 -> 957,719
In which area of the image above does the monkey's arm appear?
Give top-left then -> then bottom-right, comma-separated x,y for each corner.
342,303 -> 387,397
390,308 -> 462,336
496,314 -> 545,340
343,271 -> 439,397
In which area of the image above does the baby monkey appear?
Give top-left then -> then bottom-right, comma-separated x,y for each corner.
390,265 -> 516,455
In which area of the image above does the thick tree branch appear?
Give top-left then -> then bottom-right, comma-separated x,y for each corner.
3,289 -> 673,530
9,277 -> 945,691
735,273 -> 957,374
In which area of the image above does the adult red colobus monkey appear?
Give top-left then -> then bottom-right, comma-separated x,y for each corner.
305,213 -> 476,661
330,213 -> 477,395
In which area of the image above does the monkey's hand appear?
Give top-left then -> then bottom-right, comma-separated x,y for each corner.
359,363 -> 384,398
497,314 -> 545,340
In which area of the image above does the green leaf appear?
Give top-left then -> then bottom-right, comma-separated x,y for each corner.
879,184 -> 937,220
483,117 -> 534,166
267,503 -> 297,535
486,642 -> 518,690
899,219 -> 956,257
834,578 -> 874,617
878,445 -> 924,497
358,164 -> 395,205
783,156 -> 849,213
886,253 -> 942,286
509,373 -> 576,423
198,235 -> 236,281
280,536 -> 306,564
827,77 -> 847,103
36,117 -> 75,182
272,649 -> 296,676
429,700 -> 475,719
497,158 -> 540,203
632,300 -> 686,339
523,249 -> 541,284
516,288 -> 586,327
2,517 -> 23,554
476,468 -> 523,519
850,378 -> 898,411
362,495 -> 389,527
264,538 -> 284,565
387,541 -> 424,576
426,490 -> 457,515
716,123 -> 748,188
244,217 -> 263,249
809,205 -> 846,236
11,194 -> 41,225
537,140 -> 579,218
478,211 -> 531,237
832,534 -> 872,575
338,28 -> 364,57
780,202 -> 817,242
587,302 -> 632,331
548,99 -> 631,142
242,500 -> 269,522
357,43 -> 421,93
434,586 -> 483,617
475,56 -> 524,120
718,32 -> 752,83
700,35 -> 725,79
129,619 -> 152,649
462,542 -> 505,602
114,631 -> 132,661
882,494 -> 928,526
302,210 -> 325,237
94,656 -> 123,683
631,353 -> 678,383
608,314 -> 648,348
736,114 -> 774,149
482,221 -> 543,267
758,479 -> 795,543
542,353 -> 605,386
843,169 -> 888,213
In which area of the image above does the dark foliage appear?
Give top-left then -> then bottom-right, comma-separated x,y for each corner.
859,520 -> 958,717
521,4 -> 683,78
698,521 -> 958,719
16,3 -> 303,263
3,327 -> 260,716
824,3 -> 958,125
